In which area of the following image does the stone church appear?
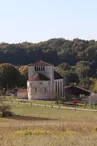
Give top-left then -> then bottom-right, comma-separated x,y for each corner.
27,60 -> 64,100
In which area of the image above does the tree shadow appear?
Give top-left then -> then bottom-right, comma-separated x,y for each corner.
6,115 -> 55,121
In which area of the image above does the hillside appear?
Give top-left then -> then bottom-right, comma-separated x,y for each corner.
0,38 -> 97,89
0,38 -> 97,66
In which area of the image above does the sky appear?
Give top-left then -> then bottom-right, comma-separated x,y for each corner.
0,0 -> 97,43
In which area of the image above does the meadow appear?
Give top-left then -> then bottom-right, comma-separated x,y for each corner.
0,102 -> 97,146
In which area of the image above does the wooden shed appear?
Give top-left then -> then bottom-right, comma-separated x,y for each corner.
64,85 -> 91,100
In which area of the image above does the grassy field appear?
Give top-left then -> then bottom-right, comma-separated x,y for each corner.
0,102 -> 97,146
3,96 -> 97,110
10,103 -> 97,121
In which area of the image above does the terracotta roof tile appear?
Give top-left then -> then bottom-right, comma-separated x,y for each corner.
18,89 -> 27,93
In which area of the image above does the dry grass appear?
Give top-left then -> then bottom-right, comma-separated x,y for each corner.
1,103 -> 97,146
0,117 -> 97,146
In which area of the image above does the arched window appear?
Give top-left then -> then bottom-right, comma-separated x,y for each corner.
43,66 -> 45,71
35,66 -> 36,71
35,87 -> 37,93
38,66 -> 40,71
36,66 -> 38,71
40,66 -> 41,71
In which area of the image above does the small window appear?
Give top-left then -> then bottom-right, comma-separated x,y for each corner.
38,66 -> 40,71
35,67 -> 36,71
35,66 -> 38,71
35,87 -> 37,93
43,66 -> 45,71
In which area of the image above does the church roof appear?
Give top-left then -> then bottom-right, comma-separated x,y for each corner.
29,71 -> 63,81
29,60 -> 52,66
30,73 -> 50,81
54,71 -> 63,79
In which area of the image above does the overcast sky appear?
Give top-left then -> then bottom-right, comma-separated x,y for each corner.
0,0 -> 97,43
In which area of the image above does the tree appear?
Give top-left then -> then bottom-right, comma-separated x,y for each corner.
18,65 -> 28,87
0,104 -> 11,113
0,38 -> 97,86
75,61 -> 91,79
63,71 -> 79,85
19,65 -> 28,79
92,79 -> 97,92
58,62 -> 71,70
55,67 -> 79,85
79,77 -> 92,89
0,63 -> 21,89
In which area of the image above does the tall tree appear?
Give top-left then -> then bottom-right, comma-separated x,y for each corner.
0,63 -> 21,89
75,61 -> 91,79
18,65 -> 28,87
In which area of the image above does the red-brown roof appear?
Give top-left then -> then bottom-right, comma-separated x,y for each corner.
30,73 -> 50,81
29,60 -> 52,66
18,89 -> 27,93
64,85 -> 73,89
64,85 -> 91,95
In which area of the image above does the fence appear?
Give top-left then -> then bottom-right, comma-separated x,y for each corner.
2,98 -> 97,112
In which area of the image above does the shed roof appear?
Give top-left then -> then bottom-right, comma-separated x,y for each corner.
64,85 -> 91,96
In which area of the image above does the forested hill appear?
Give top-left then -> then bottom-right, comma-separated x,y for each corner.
0,38 -> 97,66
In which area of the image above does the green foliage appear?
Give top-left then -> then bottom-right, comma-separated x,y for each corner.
0,38 -> 97,89
78,77 -> 92,89
0,103 -> 11,113
55,67 -> 79,85
0,63 -> 21,89
63,71 -> 79,85
58,62 -> 71,70
18,65 -> 28,87
92,79 -> 97,92
19,65 -> 28,79
0,38 -> 95,66
75,61 -> 92,79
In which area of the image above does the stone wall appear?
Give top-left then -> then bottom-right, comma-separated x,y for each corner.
27,64 -> 64,100
27,80 -> 51,100
28,65 -> 54,80
54,79 -> 64,98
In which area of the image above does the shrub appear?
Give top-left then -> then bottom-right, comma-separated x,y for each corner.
0,104 -> 11,113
